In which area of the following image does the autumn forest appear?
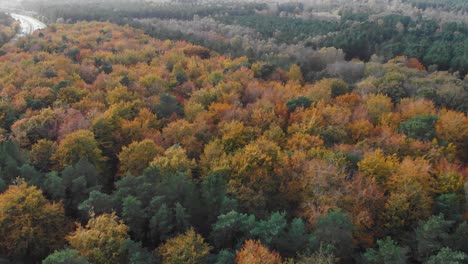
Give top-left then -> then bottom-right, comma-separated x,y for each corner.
0,0 -> 466,263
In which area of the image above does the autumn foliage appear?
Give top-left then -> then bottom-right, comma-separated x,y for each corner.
0,21 -> 465,263
236,240 -> 282,264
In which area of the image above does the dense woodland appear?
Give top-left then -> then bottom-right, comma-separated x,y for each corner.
0,20 -> 466,263
402,0 -> 468,12
0,0 -> 466,263
21,0 -> 468,80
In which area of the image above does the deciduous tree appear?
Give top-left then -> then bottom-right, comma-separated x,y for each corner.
235,240 -> 282,264
67,213 -> 129,264
0,182 -> 69,261
157,228 -> 212,264
53,130 -> 105,171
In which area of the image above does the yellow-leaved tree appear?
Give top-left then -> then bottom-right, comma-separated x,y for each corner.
157,228 -> 212,264
118,139 -> 161,176
53,130 -> 105,171
0,182 -> 69,261
67,213 -> 129,264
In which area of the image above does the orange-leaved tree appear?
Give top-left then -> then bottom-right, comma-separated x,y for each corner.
236,240 -> 282,264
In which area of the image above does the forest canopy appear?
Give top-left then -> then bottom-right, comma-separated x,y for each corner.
0,20 -> 465,263
0,0 -> 466,263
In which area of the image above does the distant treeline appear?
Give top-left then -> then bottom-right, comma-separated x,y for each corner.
402,0 -> 468,12
23,1 -> 468,77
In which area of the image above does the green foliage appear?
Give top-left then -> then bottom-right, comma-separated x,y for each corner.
314,210 -> 354,260
122,196 -> 146,241
218,15 -> 340,44
434,194 -> 462,222
78,190 -> 113,216
111,169 -> 199,245
44,158 -> 101,216
43,249 -> 91,264
0,141 -> 26,184
415,214 -> 454,262
399,115 -> 438,141
273,218 -> 317,258
426,247 -> 467,264
364,237 -> 408,264
212,250 -> 235,264
447,222 -> 468,253
211,211 -> 256,249
201,171 -> 238,217
330,80 -> 349,98
286,96 -> 313,112
252,62 -> 276,80
250,211 -> 288,245
120,239 -> 157,264
155,94 -> 183,119
65,48 -> 81,62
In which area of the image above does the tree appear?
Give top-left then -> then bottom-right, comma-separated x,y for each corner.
435,109 -> 467,144
200,170 -> 237,230
448,222 -> 468,254
297,245 -> 339,264
118,139 -> 160,176
348,119 -> 374,141
228,138 -> 282,214
235,240 -> 282,264
155,93 -> 183,119
423,40 -> 452,70
364,237 -> 408,264
211,211 -> 256,249
67,213 -> 129,264
384,158 -> 434,232
330,80 -> 349,98
358,149 -> 398,185
314,210 -> 354,261
44,158 -> 102,216
43,249 -> 91,264
157,228 -> 212,264
376,72 -> 407,103
286,96 -> 313,112
435,109 -> 468,160
288,64 -> 303,84
434,194 -> 462,222
122,195 -> 146,241
213,250 -> 236,264
365,94 -> 393,124
250,211 -> 287,246
30,139 -> 56,172
0,182 -> 69,261
119,239 -> 157,264
78,190 -> 114,216
398,115 -> 438,141
426,247 -> 467,264
53,130 -> 105,171
415,214 -> 454,262
10,107 -> 57,148
150,145 -> 195,177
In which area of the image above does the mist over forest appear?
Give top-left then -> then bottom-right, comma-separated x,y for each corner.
0,0 -> 466,263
